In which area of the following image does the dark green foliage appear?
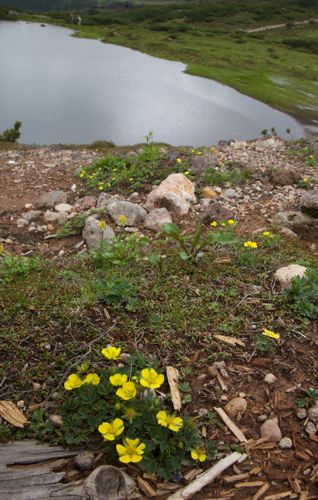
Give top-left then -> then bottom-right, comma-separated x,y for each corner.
96,277 -> 138,310
0,121 -> 22,143
284,268 -> 318,319
0,255 -> 41,284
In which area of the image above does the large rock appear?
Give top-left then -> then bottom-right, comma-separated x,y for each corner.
275,264 -> 307,288
82,465 -> 136,500
38,190 -> 67,208
144,208 -> 172,232
146,173 -> 196,216
96,192 -> 113,209
82,216 -> 115,249
201,202 -> 234,224
270,169 -> 300,186
107,200 -> 147,226
300,190 -> 318,218
272,210 -> 318,240
260,417 -> 282,442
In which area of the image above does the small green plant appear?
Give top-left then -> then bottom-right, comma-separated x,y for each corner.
0,121 -> 22,142
53,347 -> 216,480
89,236 -> 145,268
0,252 -> 40,284
201,166 -> 249,187
297,177 -> 312,189
296,388 -> 318,408
160,221 -> 239,263
255,333 -> 277,355
57,213 -> 87,238
284,269 -> 318,319
96,278 -> 138,311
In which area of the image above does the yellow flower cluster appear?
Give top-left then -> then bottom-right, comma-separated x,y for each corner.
263,231 -> 273,238
98,418 -> 124,441
64,372 -> 100,390
102,346 -> 121,360
244,241 -> 258,249
191,448 -> 207,462
156,411 -> 183,432
210,219 -> 235,227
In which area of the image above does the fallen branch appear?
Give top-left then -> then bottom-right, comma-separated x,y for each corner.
214,407 -> 247,442
166,366 -> 182,411
167,452 -> 246,500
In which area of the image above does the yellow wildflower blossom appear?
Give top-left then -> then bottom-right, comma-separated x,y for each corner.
262,328 -> 280,340
140,368 -> 164,389
116,438 -> 145,463
262,231 -> 273,238
116,381 -> 137,400
0,244 -> 4,254
117,214 -> 127,226
176,158 -> 182,163
227,219 -> 235,225
156,411 -> 183,432
101,346 -> 121,360
244,241 -> 258,249
109,373 -> 128,386
79,171 -> 85,178
98,418 -> 124,441
210,221 -> 218,227
184,171 -> 190,176
83,373 -> 100,385
64,373 -> 83,391
191,448 -> 207,462
98,220 -> 107,230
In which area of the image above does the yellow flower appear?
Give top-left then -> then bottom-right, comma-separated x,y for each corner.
156,411 -> 183,432
262,231 -> 273,238
196,151 -> 203,155
184,171 -> 190,176
244,241 -> 258,249
191,148 -> 195,153
191,448 -> 207,462
0,244 -> 4,254
227,219 -> 235,225
116,438 -> 145,463
140,368 -> 164,389
64,373 -> 83,391
83,373 -> 100,385
176,158 -> 182,163
262,328 -> 280,340
116,381 -> 137,400
98,418 -> 124,441
109,373 -> 128,386
102,346 -> 121,360
98,184 -> 104,191
117,214 -> 127,226
98,220 -> 107,230
79,171 -> 85,178
210,221 -> 218,227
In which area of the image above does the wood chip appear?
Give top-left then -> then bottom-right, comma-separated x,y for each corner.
137,476 -> 156,497
214,335 -> 245,348
214,407 -> 247,443
167,452 -> 246,499
216,373 -> 228,392
0,401 -> 28,428
214,256 -> 232,264
235,481 -> 266,488
299,492 -> 308,500
264,492 -> 292,500
223,472 -> 250,484
166,366 -> 182,411
252,483 -> 270,500
247,437 -> 269,449
184,469 -> 203,483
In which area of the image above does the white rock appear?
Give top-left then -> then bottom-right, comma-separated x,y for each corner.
144,208 -> 172,232
17,218 -> 29,228
274,264 -> 307,288
21,210 -> 42,223
264,373 -> 277,385
296,408 -> 307,420
279,437 -> 293,449
308,406 -> 318,424
260,417 -> 282,442
305,421 -> 317,435
146,173 -> 196,216
38,190 -> 67,208
54,203 -> 73,213
224,397 -> 247,419
223,188 -> 237,198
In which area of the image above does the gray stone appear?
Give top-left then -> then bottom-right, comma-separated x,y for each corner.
279,227 -> 298,239
144,208 -> 172,232
305,421 -> 317,435
308,405 -> 318,424
201,202 -> 234,224
274,264 -> 307,288
54,203 -> 73,213
272,211 -> 313,228
82,465 -> 136,500
107,200 -> 147,226
96,192 -> 113,209
43,210 -> 60,223
279,437 -> 293,450
57,213 -> 68,225
189,152 -> 218,173
296,408 -> 307,420
300,190 -> 318,218
146,173 -> 196,216
17,218 -> 29,228
74,451 -> 95,471
260,417 -> 282,442
21,210 -> 41,223
82,216 -> 115,249
223,188 -> 237,198
38,190 -> 67,208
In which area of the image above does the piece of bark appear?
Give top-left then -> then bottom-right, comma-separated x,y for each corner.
223,472 -> 250,484
214,335 -> 245,348
264,492 -> 293,500
214,407 -> 247,442
167,452 -> 246,500
252,483 -> 270,500
216,373 -> 228,392
137,477 -> 156,497
166,366 -> 182,411
235,481 -> 266,488
0,401 -> 28,428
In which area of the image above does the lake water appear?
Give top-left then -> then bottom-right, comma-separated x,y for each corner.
0,21 -> 304,146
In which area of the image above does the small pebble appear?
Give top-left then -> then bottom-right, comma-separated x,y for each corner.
296,408 -> 307,419
305,421 -> 317,435
279,437 -> 293,450
74,451 -> 95,471
264,373 -> 277,385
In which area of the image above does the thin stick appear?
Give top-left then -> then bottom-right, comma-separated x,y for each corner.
166,366 -> 182,411
167,452 -> 246,500
214,407 -> 247,442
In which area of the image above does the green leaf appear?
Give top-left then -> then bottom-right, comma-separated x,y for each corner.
208,231 -> 239,245
179,251 -> 189,260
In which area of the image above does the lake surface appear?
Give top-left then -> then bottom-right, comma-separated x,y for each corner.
0,21 -> 304,146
